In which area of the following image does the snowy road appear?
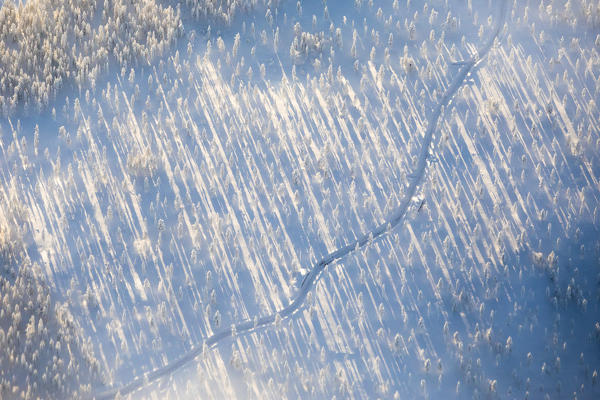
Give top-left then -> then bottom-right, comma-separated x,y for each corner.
95,1 -> 509,398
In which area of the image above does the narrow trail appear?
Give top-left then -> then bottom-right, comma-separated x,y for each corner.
96,2 -> 508,398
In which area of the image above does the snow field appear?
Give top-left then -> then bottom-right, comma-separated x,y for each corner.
0,0 -> 599,399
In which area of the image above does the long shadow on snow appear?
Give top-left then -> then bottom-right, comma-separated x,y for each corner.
95,1 -> 510,398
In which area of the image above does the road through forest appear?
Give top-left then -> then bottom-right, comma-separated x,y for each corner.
96,1 -> 509,398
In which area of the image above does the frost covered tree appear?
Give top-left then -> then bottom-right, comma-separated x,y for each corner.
0,0 -> 182,115
0,218 -> 103,398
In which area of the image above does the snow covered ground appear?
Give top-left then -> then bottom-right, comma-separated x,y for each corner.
1,0 -> 599,399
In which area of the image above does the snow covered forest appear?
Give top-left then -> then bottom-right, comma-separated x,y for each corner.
1,0 -> 599,398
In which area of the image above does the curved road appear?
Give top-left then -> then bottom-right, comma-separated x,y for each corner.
96,1 -> 508,398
